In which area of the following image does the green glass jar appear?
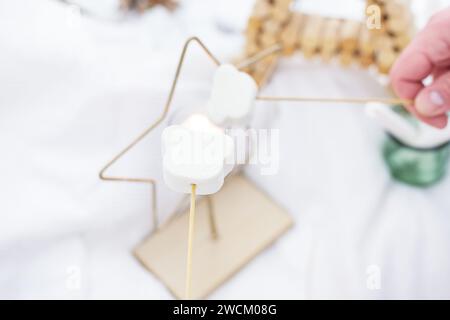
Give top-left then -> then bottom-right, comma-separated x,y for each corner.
383,135 -> 450,187
382,105 -> 450,187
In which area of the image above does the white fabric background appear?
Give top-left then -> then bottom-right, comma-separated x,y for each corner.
0,0 -> 450,299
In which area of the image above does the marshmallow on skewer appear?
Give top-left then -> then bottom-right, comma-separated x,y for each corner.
162,114 -> 235,195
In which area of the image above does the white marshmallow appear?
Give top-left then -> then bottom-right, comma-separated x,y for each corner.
162,116 -> 235,195
206,64 -> 258,125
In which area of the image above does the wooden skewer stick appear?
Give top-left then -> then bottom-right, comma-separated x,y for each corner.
185,184 -> 197,300
255,95 -> 413,106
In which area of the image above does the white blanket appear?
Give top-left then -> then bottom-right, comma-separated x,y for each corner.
1,0 -> 449,299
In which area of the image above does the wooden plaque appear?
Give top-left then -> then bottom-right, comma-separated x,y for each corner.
134,174 -> 294,299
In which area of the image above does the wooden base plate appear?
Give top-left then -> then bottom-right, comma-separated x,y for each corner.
134,174 -> 293,299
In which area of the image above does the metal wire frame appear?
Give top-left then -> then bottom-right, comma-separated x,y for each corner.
99,37 -> 221,233
99,36 -> 412,233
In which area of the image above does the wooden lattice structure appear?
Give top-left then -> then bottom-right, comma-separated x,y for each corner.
241,0 -> 415,86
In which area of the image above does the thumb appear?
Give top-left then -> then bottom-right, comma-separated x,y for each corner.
416,71 -> 450,117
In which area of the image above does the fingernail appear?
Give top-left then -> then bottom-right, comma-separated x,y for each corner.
417,90 -> 446,116
430,91 -> 445,106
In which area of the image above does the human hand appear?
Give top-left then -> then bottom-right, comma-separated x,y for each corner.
390,7 -> 450,129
